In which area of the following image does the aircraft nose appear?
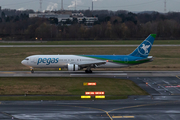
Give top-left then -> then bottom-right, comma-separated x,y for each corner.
21,60 -> 25,65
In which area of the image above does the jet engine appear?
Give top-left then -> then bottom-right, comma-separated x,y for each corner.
68,64 -> 80,71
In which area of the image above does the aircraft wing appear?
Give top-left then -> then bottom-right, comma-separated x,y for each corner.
70,61 -> 106,68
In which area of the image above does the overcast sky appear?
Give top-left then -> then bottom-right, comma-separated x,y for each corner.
0,0 -> 180,13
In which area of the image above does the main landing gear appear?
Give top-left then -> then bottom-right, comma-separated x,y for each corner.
30,68 -> 34,73
85,68 -> 92,73
85,70 -> 92,73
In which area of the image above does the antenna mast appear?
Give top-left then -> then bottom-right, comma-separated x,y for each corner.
40,0 -> 42,12
92,1 -> 93,11
75,0 -> 76,10
164,0 -> 166,13
61,0 -> 63,10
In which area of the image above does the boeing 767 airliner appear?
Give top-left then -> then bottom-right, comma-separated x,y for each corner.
21,34 -> 156,73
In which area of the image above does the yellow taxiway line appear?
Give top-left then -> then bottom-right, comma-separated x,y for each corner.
112,116 -> 134,118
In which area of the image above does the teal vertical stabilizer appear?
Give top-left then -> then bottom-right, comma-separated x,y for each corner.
129,34 -> 156,58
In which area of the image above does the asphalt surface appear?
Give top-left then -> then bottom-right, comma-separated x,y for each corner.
130,77 -> 180,96
1,72 -> 180,120
129,77 -> 180,100
0,71 -> 180,77
0,45 -> 180,47
0,99 -> 180,120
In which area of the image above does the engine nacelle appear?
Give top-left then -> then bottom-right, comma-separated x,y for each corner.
68,64 -> 80,71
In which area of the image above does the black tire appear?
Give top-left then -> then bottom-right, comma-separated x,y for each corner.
31,70 -> 34,73
85,70 -> 92,73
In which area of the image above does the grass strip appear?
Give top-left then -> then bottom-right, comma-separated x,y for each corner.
0,40 -> 180,45
0,96 -> 128,101
0,77 -> 148,100
0,46 -> 180,71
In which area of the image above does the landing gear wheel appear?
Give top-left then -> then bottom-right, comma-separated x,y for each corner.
85,70 -> 92,73
30,68 -> 34,73
31,70 -> 34,73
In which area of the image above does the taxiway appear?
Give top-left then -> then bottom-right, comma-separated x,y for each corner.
1,72 -> 180,120
0,97 -> 180,120
0,71 -> 180,77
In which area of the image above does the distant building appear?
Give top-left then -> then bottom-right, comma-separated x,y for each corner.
72,13 -> 84,17
29,12 -> 98,25
77,17 -> 98,25
72,13 -> 98,25
29,13 -> 72,22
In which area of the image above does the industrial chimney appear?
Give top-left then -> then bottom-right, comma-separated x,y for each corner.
61,0 -> 64,10
92,1 -> 93,11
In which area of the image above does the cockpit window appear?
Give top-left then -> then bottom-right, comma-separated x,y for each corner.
25,58 -> 29,60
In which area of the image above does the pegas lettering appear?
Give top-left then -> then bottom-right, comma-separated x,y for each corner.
37,58 -> 59,65
55,58 -> 59,63
46,58 -> 51,65
43,58 -> 47,63
37,58 -> 43,65
51,58 -> 55,63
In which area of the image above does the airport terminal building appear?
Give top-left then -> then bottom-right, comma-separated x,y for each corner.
29,13 -> 72,23
29,12 -> 98,25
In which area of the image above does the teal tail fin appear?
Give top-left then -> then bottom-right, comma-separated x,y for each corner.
129,34 -> 156,58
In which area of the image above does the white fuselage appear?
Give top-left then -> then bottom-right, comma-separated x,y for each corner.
21,34 -> 155,72
21,55 -> 128,69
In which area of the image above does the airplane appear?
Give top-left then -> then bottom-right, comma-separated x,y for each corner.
21,34 -> 156,73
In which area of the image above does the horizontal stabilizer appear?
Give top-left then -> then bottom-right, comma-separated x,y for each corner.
136,56 -> 153,62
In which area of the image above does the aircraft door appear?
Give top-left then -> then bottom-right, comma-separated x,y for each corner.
124,57 -> 129,63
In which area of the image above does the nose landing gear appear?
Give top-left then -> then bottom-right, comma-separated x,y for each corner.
30,68 -> 34,73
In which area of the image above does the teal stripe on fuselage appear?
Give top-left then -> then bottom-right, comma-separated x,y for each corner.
81,55 -> 149,65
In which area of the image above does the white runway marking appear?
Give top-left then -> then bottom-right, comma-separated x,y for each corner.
0,45 -> 180,47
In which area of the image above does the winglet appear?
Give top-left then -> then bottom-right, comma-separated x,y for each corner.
129,34 -> 156,58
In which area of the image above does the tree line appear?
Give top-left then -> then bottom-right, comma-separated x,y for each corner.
1,9 -> 180,40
